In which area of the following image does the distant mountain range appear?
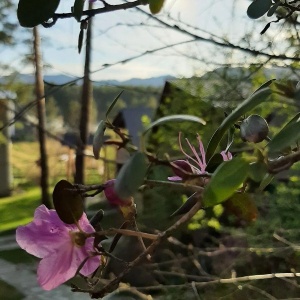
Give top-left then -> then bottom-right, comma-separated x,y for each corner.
0,74 -> 176,87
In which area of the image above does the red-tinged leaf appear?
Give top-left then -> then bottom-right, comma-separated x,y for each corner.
224,193 -> 258,223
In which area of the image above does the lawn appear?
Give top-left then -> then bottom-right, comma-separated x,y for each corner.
11,140 -> 117,188
0,187 -> 41,234
0,280 -> 24,300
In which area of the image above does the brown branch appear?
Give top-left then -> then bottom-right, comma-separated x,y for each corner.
135,272 -> 300,291
49,1 -> 147,24
92,228 -> 158,240
144,179 -> 204,193
268,149 -> 300,173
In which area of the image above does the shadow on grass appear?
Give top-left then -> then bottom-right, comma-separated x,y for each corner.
0,248 -> 37,265
0,280 -> 24,300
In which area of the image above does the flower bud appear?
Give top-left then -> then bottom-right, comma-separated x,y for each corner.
104,179 -> 132,206
240,114 -> 269,143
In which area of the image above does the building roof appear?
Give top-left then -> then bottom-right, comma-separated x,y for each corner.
112,107 -> 153,147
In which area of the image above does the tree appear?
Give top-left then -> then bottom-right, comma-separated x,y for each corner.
0,0 -> 16,45
11,0 -> 300,299
33,26 -> 51,208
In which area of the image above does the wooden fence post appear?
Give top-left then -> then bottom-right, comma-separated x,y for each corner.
0,97 -> 13,197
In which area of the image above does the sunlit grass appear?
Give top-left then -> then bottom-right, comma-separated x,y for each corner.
11,140 -> 117,188
0,188 -> 41,233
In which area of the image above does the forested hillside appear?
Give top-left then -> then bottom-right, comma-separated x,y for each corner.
4,81 -> 161,139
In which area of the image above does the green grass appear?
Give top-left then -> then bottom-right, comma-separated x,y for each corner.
0,187 -> 41,234
0,280 -> 24,300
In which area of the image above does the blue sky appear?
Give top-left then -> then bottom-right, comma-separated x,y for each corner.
2,0 -> 281,81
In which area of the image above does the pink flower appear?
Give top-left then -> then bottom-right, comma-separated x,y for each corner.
168,132 -> 232,181
16,205 -> 99,291
104,179 -> 132,207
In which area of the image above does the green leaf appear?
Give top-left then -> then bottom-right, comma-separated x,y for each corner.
143,114 -> 206,135
258,173 -> 274,192
267,1 -> 280,17
93,120 -> 106,160
248,161 -> 267,182
206,84 -> 272,161
206,153 -> 224,173
267,116 -> 300,153
224,193 -> 258,222
170,193 -> 198,217
18,0 -> 60,28
78,28 -> 84,54
149,0 -> 165,14
203,158 -> 249,207
247,0 -> 272,19
106,91 -> 124,120
52,180 -> 84,224
115,152 -> 148,199
73,0 -> 84,22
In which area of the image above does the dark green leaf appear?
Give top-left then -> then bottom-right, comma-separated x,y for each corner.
224,193 -> 257,222
149,0 -> 165,14
89,210 -> 104,228
260,23 -> 271,35
115,152 -> 148,199
18,0 -> 60,27
143,114 -> 206,135
52,180 -> 84,224
206,153 -> 224,173
258,173 -> 274,192
78,29 -> 84,54
73,0 -> 84,22
170,193 -> 198,217
106,91 -> 124,120
247,0 -> 272,19
206,85 -> 272,160
248,161 -> 267,182
268,116 -> 300,153
93,120 -> 106,159
267,1 -> 280,17
225,126 -> 235,153
203,158 -> 249,207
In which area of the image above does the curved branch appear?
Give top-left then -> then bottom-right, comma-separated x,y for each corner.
52,0 -> 147,22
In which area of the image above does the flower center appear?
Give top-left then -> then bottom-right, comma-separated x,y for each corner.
69,231 -> 87,247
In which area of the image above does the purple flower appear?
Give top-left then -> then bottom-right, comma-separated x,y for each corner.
16,205 -> 99,291
168,132 -> 232,181
104,179 -> 132,207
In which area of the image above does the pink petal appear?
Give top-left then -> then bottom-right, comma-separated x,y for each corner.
197,134 -> 207,169
16,206 -> 71,258
37,244 -> 76,290
104,179 -> 130,206
220,151 -> 233,161
78,212 -> 97,234
38,239 -> 99,290
168,176 -> 183,181
75,237 -> 100,276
